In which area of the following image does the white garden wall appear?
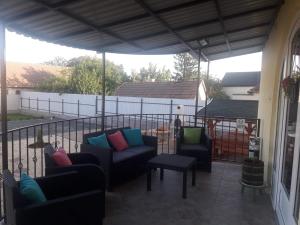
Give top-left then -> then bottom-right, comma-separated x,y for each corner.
20,91 -> 205,117
0,88 -> 21,112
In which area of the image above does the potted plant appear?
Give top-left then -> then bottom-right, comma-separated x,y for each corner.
281,66 -> 300,100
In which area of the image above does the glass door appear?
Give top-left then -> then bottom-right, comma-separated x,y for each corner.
276,29 -> 300,225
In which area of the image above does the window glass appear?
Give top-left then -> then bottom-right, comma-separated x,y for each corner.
281,30 -> 300,196
292,30 -> 300,220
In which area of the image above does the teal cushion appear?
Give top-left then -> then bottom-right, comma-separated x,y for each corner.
88,134 -> 110,149
20,173 -> 47,204
123,128 -> 144,147
183,128 -> 201,144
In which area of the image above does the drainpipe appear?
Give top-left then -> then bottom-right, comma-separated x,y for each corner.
101,52 -> 106,131
0,23 -> 8,170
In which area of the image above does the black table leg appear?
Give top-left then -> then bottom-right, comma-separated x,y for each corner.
183,171 -> 187,199
160,168 -> 164,180
192,164 -> 196,186
147,167 -> 152,191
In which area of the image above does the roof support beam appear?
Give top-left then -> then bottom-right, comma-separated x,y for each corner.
207,43 -> 264,58
96,0 -> 212,29
213,0 -> 231,51
54,29 -> 94,41
132,4 -> 280,40
138,35 -> 266,58
26,0 -> 144,50
5,0 -> 82,23
140,22 -> 271,51
7,0 -> 211,41
206,34 -> 267,49
94,4 -> 280,49
135,0 -> 208,60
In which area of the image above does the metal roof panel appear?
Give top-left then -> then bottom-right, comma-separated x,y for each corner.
0,0 -> 282,60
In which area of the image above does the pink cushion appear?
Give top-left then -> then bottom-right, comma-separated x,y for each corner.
107,131 -> 128,152
52,148 -> 72,166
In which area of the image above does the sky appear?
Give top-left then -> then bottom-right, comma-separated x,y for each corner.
5,30 -> 262,79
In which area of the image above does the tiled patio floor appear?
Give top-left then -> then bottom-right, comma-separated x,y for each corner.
104,162 -> 277,225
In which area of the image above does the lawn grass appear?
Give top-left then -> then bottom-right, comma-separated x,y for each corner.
2,113 -> 40,121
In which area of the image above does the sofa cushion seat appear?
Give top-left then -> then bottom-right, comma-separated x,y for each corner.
113,145 -> 155,163
180,144 -> 208,157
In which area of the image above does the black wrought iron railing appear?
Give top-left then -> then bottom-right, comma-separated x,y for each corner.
2,113 -> 260,176
20,96 -> 202,117
0,113 -> 260,216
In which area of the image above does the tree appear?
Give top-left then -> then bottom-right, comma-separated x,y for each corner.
129,70 -> 141,82
44,56 -> 68,67
39,56 -> 129,95
68,57 -> 102,94
204,77 -> 230,100
38,76 -> 69,93
104,61 -> 129,95
173,53 -> 198,81
156,66 -> 172,81
131,63 -> 172,82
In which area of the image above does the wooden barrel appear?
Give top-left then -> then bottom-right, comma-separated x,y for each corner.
242,159 -> 264,186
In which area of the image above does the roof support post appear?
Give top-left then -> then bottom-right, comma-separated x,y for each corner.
204,61 -> 210,130
0,22 -> 8,170
101,52 -> 106,132
194,51 -> 201,127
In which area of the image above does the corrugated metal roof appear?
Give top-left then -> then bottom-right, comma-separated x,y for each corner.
115,81 -> 199,99
222,71 -> 261,87
0,0 -> 283,61
197,99 -> 258,118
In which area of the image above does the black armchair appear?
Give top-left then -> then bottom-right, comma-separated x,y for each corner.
176,127 -> 212,172
3,170 -> 105,225
44,144 -> 101,175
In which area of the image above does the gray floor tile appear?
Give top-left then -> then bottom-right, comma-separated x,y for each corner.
104,162 -> 276,225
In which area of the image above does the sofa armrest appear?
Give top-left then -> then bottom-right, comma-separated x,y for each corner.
35,171 -> 81,199
68,153 -> 100,165
176,136 -> 182,154
80,144 -> 112,188
15,190 -> 104,225
143,135 -> 158,149
80,144 -> 113,168
45,164 -> 106,192
203,133 -> 212,155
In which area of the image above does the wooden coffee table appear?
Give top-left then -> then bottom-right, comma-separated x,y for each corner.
147,154 -> 197,199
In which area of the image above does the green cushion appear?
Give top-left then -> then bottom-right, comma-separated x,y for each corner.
88,134 -> 110,149
183,128 -> 201,144
123,128 -> 144,147
20,173 -> 47,204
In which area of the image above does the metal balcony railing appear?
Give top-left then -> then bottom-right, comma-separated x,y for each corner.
0,113 -> 260,216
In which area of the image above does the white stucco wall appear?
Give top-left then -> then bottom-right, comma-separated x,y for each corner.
223,86 -> 259,100
20,91 -> 206,117
0,88 -> 21,112
198,80 -> 206,101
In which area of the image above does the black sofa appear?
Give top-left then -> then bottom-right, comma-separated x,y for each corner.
81,127 -> 158,190
3,170 -> 105,225
176,127 -> 212,172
